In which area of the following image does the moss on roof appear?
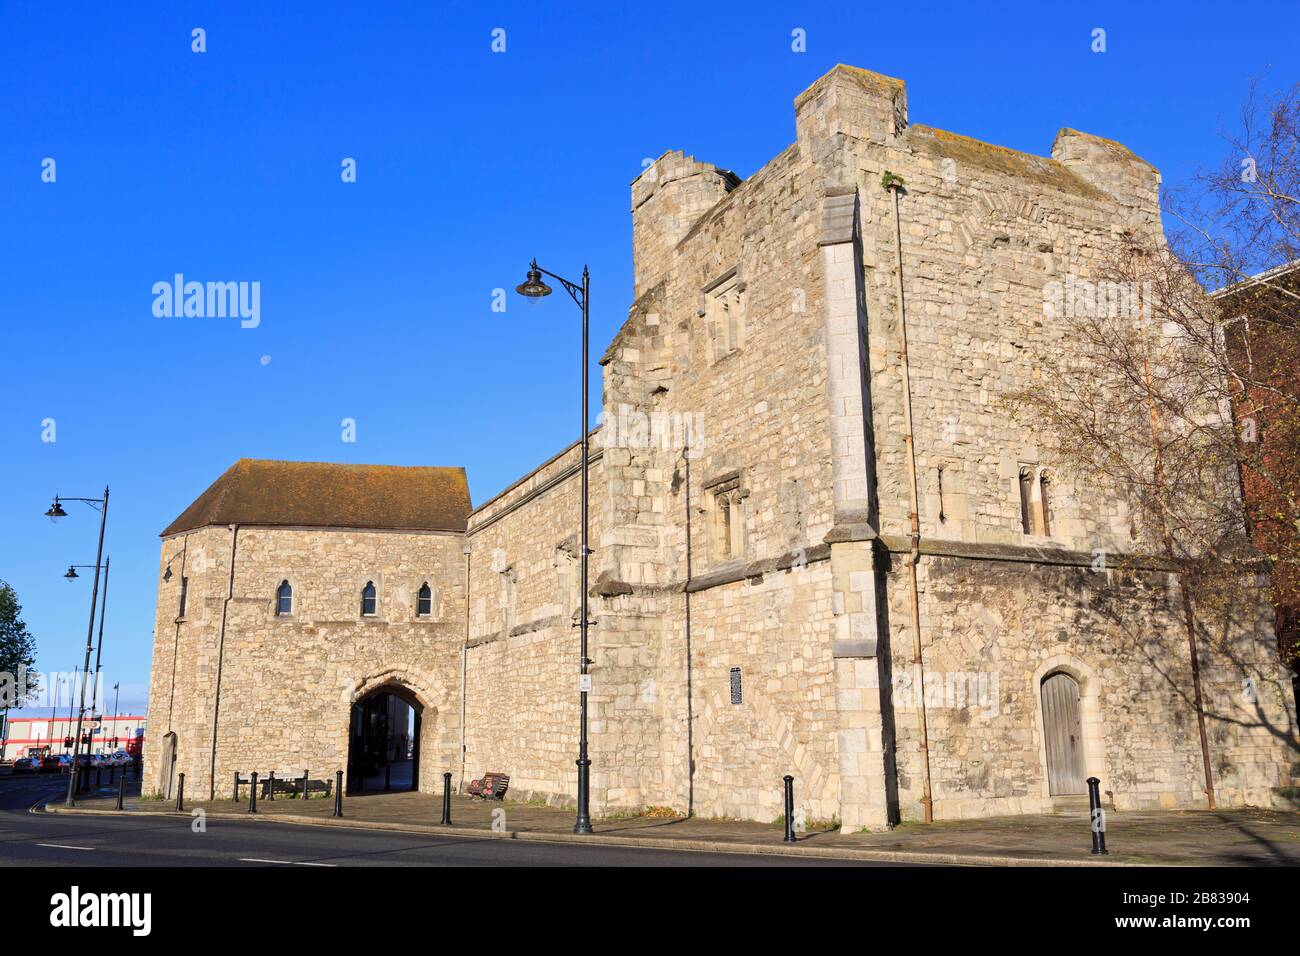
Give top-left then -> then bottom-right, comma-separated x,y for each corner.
794,64 -> 906,112
1055,127 -> 1156,170
162,459 -> 471,536
907,125 -> 1106,199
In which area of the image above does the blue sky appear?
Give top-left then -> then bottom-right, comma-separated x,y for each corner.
1,1 -> 1295,717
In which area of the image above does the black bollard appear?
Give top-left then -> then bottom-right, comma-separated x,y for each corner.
333,770 -> 343,817
783,775 -> 796,843
233,771 -> 241,802
1086,776 -> 1108,855
109,765 -> 116,786
116,774 -> 126,811
441,772 -> 453,826
301,769 -> 309,800
248,772 -> 258,814
96,766 -> 102,789
175,772 -> 186,812
268,771 -> 275,801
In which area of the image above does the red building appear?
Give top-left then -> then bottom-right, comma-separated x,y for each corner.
1216,260 -> 1300,688
1,714 -> 146,761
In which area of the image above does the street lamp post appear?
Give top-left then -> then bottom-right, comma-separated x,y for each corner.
112,681 -> 121,750
43,674 -> 63,757
66,665 -> 78,730
88,556 -> 110,732
45,488 -> 109,806
64,560 -> 109,746
515,259 -> 594,835
49,674 -> 61,729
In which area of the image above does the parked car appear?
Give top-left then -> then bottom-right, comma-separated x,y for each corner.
108,752 -> 129,767
55,755 -> 74,773
40,755 -> 61,773
12,757 -> 37,774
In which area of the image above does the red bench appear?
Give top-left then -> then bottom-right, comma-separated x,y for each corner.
467,772 -> 510,800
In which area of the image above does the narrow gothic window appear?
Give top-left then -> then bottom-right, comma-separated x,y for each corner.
718,496 -> 733,558
416,582 -> 433,617
1018,468 -> 1034,535
361,581 -> 377,616
555,545 -> 580,622
275,580 -> 293,616
704,271 -> 745,364
276,580 -> 292,616
178,576 -> 188,617
708,478 -> 744,562
1039,472 -> 1053,536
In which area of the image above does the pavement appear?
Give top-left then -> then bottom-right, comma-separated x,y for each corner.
0,775 -> 896,867
38,773 -> 1300,866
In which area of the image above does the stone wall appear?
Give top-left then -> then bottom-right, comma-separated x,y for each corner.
144,525 -> 465,800
462,440 -> 611,804
145,63 -> 1298,825
884,554 -> 1297,819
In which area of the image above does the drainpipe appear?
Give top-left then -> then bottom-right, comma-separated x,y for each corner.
166,537 -> 189,732
207,524 -> 239,800
886,175 -> 935,823
460,541 -> 471,794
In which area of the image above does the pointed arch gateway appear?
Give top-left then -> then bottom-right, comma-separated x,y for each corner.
347,681 -> 424,794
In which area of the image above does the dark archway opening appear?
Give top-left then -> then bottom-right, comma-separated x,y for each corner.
347,686 -> 421,794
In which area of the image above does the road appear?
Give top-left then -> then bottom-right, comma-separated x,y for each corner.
0,775 -> 906,867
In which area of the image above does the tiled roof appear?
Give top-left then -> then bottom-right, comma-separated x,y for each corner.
162,459 -> 471,536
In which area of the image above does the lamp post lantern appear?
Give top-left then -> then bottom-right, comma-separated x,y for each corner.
515,258 -> 594,835
45,489 -> 109,806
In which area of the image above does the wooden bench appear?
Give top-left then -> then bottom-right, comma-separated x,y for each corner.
466,772 -> 509,800
233,772 -> 333,801
265,775 -> 331,798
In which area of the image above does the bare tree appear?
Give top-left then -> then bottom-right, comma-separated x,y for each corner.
1169,79 -> 1299,285
1011,81 -> 1300,807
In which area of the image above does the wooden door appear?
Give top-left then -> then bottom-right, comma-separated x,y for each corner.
159,732 -> 177,799
1041,672 -> 1086,795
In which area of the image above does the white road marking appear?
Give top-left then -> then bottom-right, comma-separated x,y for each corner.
239,858 -> 337,867
36,843 -> 95,851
